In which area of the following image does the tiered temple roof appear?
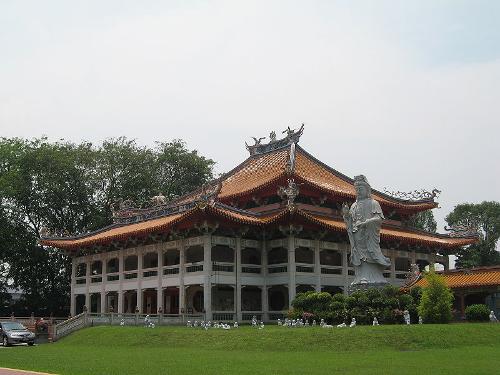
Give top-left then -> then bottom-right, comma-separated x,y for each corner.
41,127 -> 477,254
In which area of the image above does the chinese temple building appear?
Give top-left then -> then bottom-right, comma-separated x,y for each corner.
41,127 -> 477,322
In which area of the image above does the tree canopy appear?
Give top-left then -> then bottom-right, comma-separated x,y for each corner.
445,201 -> 500,268
0,137 -> 214,316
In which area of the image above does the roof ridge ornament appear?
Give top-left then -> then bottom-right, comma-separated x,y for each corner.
382,188 -> 441,202
245,123 -> 305,156
278,178 -> 301,211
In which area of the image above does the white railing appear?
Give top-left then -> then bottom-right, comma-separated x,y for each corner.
54,313 -> 87,340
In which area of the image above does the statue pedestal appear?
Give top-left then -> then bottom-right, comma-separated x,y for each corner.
349,261 -> 388,294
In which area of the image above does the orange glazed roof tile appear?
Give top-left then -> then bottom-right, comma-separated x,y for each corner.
412,266 -> 500,289
40,204 -> 287,251
294,147 -> 437,210
175,144 -> 437,211
298,211 -> 477,249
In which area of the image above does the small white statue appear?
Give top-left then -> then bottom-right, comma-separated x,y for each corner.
403,310 -> 411,325
490,311 -> 498,322
194,320 -> 199,327
320,318 -> 325,327
349,318 -> 356,328
233,321 -> 239,328
187,320 -> 192,327
251,315 -> 257,327
312,319 -> 317,326
277,319 -> 282,326
372,317 -> 379,326
305,320 -> 310,327
418,316 -> 423,324
259,321 -> 265,329
336,322 -> 346,328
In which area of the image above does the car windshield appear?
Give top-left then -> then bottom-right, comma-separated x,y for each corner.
1,322 -> 26,331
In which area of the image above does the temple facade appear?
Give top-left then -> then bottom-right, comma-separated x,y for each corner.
42,128 -> 477,322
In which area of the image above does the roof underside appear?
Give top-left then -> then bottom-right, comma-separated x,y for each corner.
41,203 -> 476,252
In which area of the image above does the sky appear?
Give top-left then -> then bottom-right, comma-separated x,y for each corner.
1,0 -> 499,248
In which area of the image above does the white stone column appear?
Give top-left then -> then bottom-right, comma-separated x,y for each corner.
179,241 -> 185,315
236,237 -> 242,322
157,246 -> 163,313
314,240 -> 321,292
85,257 -> 91,310
70,258 -> 76,316
100,254 -> 106,313
203,234 -> 212,320
118,252 -> 124,314
288,235 -> 296,305
261,238 -> 268,321
137,249 -> 143,313
390,250 -> 396,283
342,244 -> 349,295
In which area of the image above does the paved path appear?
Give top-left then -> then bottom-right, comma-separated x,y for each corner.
0,368 -> 55,375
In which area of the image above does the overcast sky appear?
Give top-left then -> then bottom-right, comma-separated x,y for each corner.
1,0 -> 499,239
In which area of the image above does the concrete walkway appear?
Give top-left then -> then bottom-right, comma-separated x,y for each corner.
0,368 -> 56,375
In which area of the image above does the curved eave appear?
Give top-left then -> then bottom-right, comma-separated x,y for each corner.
40,204 -> 289,252
296,210 -> 478,250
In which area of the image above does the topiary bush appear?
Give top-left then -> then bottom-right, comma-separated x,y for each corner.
417,271 -> 453,323
465,304 -> 490,322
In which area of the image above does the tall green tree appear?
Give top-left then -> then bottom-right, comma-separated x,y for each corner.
0,137 -> 214,316
446,201 -> 500,268
417,271 -> 453,323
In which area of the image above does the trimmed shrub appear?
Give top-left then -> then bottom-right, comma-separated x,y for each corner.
417,271 -> 453,323
288,286 -> 420,325
465,304 -> 490,322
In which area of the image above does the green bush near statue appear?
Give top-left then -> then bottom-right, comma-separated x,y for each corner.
465,304 -> 490,322
288,286 -> 422,325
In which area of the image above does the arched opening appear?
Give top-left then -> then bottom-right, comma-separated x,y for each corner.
75,295 -> 86,315
106,258 -> 119,274
164,287 -> 179,314
212,285 -> 234,311
143,252 -> 158,269
268,285 -> 289,311
164,249 -> 180,266
320,250 -> 342,266
395,257 -> 411,271
122,290 -> 137,313
124,255 -> 138,271
295,247 -> 313,264
91,260 -> 102,275
212,245 -> 234,263
268,247 -> 287,265
106,291 -> 118,312
76,263 -> 87,277
185,285 -> 204,314
142,289 -> 157,314
186,245 -> 203,263
241,248 -> 261,265
90,293 -> 101,313
241,286 -> 262,311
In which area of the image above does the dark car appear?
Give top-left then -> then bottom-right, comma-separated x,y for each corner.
0,321 -> 35,346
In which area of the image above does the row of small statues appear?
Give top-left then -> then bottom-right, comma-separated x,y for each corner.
186,320 -> 238,330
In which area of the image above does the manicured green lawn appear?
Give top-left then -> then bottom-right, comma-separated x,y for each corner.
0,324 -> 499,375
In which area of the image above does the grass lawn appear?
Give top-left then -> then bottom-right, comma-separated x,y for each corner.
0,323 -> 499,375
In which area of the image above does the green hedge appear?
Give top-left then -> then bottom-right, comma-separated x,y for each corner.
289,286 -> 421,325
465,304 -> 490,322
